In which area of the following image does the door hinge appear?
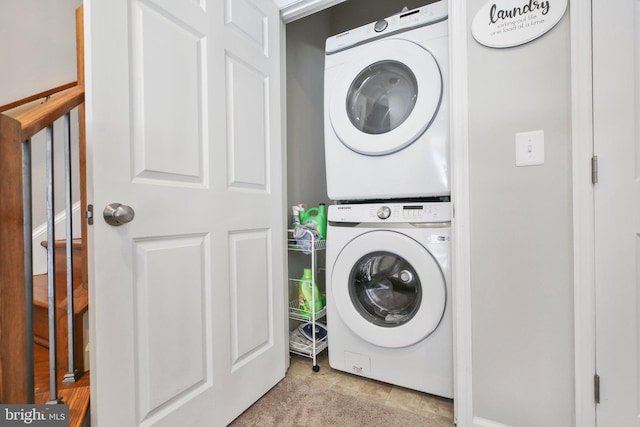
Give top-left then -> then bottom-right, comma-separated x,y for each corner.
84,204 -> 94,225
592,155 -> 599,184
594,373 -> 600,404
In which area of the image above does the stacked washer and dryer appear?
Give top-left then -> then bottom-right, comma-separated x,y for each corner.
323,0 -> 453,398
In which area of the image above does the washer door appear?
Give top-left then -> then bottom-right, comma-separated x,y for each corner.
331,230 -> 446,348
329,38 -> 442,156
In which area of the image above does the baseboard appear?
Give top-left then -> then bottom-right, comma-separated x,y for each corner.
473,417 -> 513,427
32,201 -> 82,275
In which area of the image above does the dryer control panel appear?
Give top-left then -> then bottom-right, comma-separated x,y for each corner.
329,202 -> 451,224
325,0 -> 448,55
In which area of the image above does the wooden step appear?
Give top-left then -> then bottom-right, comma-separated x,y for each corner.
33,274 -> 88,314
34,238 -> 88,374
40,239 -> 85,290
35,387 -> 90,427
35,344 -> 90,427
33,275 -> 87,374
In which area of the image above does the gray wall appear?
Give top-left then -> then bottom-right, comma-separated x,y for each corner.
0,0 -> 81,106
286,8 -> 332,219
285,9 -> 332,307
467,3 -> 574,426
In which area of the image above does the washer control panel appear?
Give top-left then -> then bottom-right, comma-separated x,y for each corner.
329,202 -> 451,223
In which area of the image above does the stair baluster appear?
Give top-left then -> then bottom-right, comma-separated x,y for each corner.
22,138 -> 35,404
62,112 -> 79,385
45,124 -> 61,404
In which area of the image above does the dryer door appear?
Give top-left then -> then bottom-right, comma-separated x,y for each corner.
331,230 -> 446,348
329,38 -> 442,156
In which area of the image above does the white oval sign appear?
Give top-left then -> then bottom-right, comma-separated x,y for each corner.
471,0 -> 568,48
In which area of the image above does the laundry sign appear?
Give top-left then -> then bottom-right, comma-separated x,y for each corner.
471,0 -> 567,48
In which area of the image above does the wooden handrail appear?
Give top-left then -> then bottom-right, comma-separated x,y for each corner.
0,82 -> 78,114
0,86 -> 84,146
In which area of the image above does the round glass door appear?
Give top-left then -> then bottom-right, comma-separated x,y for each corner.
349,251 -> 421,327
346,61 -> 418,135
329,38 -> 442,156
331,230 -> 446,348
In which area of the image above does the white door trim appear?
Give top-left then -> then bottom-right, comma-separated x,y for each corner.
570,0 -> 596,426
279,0 -> 347,23
278,0 -> 474,425
449,0 -> 473,425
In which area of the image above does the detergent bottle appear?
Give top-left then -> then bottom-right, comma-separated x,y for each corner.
299,203 -> 327,239
291,204 -> 305,228
297,268 -> 323,315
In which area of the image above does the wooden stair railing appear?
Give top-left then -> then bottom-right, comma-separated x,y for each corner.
0,86 -> 84,404
0,5 -> 86,404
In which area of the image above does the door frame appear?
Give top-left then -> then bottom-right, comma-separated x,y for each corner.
278,1 -> 474,425
448,1 -> 473,425
570,1 -> 596,426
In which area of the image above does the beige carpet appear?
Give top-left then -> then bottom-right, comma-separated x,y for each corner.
229,376 -> 453,427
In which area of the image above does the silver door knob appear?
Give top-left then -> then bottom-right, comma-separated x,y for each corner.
103,203 -> 135,226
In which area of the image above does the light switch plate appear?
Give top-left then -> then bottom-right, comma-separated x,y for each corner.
516,130 -> 544,166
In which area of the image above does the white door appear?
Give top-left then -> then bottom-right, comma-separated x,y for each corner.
593,0 -> 640,424
84,0 -> 285,425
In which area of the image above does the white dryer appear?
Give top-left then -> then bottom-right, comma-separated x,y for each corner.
326,202 -> 452,398
324,1 -> 449,201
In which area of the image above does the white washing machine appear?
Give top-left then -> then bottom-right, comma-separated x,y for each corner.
324,0 -> 449,201
326,202 -> 453,398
